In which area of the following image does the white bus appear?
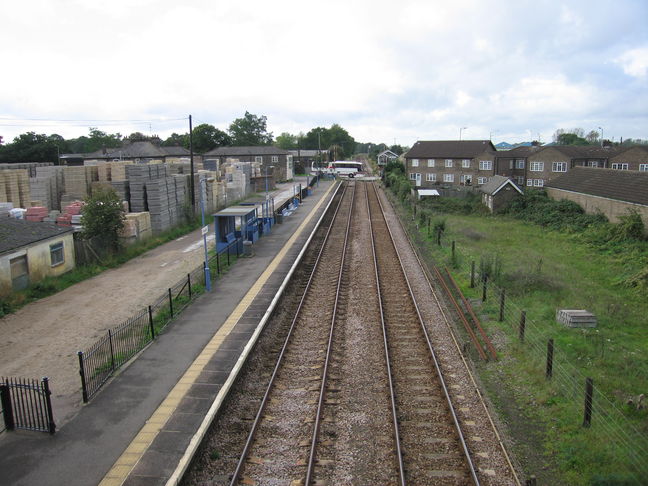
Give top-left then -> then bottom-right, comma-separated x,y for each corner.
327,160 -> 363,178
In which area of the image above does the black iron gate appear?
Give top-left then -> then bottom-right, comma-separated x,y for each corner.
0,377 -> 55,434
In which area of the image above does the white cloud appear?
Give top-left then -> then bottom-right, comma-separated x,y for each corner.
615,47 -> 648,78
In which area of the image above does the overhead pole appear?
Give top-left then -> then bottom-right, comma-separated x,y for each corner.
189,114 -> 195,212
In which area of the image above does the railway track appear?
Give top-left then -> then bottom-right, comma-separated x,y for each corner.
183,181 -> 519,486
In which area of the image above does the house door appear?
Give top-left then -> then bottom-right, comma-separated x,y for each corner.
286,159 -> 294,180
10,255 -> 29,291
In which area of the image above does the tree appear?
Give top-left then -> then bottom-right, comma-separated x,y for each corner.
68,128 -> 122,153
162,132 -> 188,148
585,130 -> 600,144
81,185 -> 126,252
0,132 -> 70,163
191,124 -> 231,153
228,112 -> 273,146
275,132 -> 298,150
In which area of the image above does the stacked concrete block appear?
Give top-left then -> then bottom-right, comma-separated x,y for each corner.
31,166 -> 65,210
62,166 -> 97,203
0,202 -> 13,218
109,161 -> 133,182
110,181 -> 130,209
0,169 -> 31,208
0,163 -> 53,177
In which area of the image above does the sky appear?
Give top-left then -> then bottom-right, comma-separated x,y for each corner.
1,0 -> 647,148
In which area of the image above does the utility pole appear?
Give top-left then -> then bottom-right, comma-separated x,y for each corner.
189,114 -> 195,212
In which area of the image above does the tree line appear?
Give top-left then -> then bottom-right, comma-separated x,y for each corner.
0,111 -> 407,164
552,128 -> 647,146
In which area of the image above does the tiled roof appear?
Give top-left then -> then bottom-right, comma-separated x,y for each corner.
404,140 -> 496,159
203,146 -> 291,157
0,219 -> 74,255
86,141 -> 167,159
545,167 -> 648,206
160,146 -> 190,156
480,175 -> 522,195
495,146 -> 540,158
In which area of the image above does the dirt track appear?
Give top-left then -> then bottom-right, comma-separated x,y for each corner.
0,227 -> 213,425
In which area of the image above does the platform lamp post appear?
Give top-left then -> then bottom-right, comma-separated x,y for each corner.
460,126 -> 468,141
200,175 -> 215,291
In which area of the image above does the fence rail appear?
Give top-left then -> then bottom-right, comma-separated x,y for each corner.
78,236 -> 242,403
0,377 -> 55,434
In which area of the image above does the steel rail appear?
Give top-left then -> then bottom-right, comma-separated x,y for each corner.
380,185 -> 522,486
443,267 -> 498,360
303,181 -> 357,485
369,181 -> 481,485
228,182 -> 347,486
366,182 -> 407,486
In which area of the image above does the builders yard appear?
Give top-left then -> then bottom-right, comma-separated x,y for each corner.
0,224 -> 209,425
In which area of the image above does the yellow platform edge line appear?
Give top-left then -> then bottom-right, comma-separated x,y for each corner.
100,181 -> 336,486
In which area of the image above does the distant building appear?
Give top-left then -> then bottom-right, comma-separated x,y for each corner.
377,150 -> 399,166
403,140 -> 497,188
203,146 -> 294,182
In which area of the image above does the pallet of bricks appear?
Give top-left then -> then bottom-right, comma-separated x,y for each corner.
57,201 -> 84,227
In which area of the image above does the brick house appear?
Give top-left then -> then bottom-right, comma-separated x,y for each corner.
203,146 -> 294,182
403,140 -> 497,188
545,167 -> 648,229
608,146 -> 648,171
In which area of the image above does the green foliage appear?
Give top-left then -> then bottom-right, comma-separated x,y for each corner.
81,185 -> 126,251
302,124 -> 356,160
162,132 -> 188,148
503,190 -> 607,231
608,210 -> 646,241
0,132 -> 70,163
228,111 -> 273,146
69,128 -> 122,154
192,124 -> 231,153
274,132 -> 299,149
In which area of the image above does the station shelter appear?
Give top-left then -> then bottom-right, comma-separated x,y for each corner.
212,198 -> 275,253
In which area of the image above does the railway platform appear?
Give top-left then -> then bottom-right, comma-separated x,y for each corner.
0,178 -> 337,486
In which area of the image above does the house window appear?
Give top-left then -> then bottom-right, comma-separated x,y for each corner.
611,163 -> 629,170
534,179 -> 544,187
526,179 -> 534,186
516,176 -> 525,186
412,159 -> 419,167
515,159 -> 525,169
587,160 -> 599,168
443,173 -> 454,183
427,159 -> 435,167
255,156 -> 263,163
462,159 -> 471,168
552,162 -> 567,172
479,160 -> 492,170
271,155 -> 279,163
426,173 -> 436,182
409,173 -> 421,183
477,177 -> 488,185
530,161 -> 544,171
50,242 -> 64,267
640,164 -> 648,171
445,159 -> 453,168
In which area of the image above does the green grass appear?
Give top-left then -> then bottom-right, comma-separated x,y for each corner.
395,197 -> 647,484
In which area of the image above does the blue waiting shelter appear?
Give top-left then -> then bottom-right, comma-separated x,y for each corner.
212,205 -> 260,253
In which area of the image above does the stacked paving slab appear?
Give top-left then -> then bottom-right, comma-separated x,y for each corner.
30,166 -> 65,210
0,169 -> 32,208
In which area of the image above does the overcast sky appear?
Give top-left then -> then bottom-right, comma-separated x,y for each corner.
1,0 -> 647,148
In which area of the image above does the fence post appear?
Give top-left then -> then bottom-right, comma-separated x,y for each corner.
519,311 -> 526,342
427,216 -> 431,236
108,329 -> 115,372
42,377 -> 56,434
78,351 -> 88,403
187,273 -> 192,299
227,245 -> 231,266
546,338 -> 554,379
482,275 -> 488,302
470,261 -> 475,288
148,305 -> 155,339
168,288 -> 174,318
499,289 -> 506,322
451,240 -> 456,260
437,227 -> 442,246
216,252 -> 221,275
0,384 -> 15,431
583,377 -> 594,427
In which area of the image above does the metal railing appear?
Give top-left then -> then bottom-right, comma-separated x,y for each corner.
78,236 -> 242,403
0,377 -> 55,434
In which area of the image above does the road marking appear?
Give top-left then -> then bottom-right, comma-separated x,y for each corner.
99,182 -> 335,486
